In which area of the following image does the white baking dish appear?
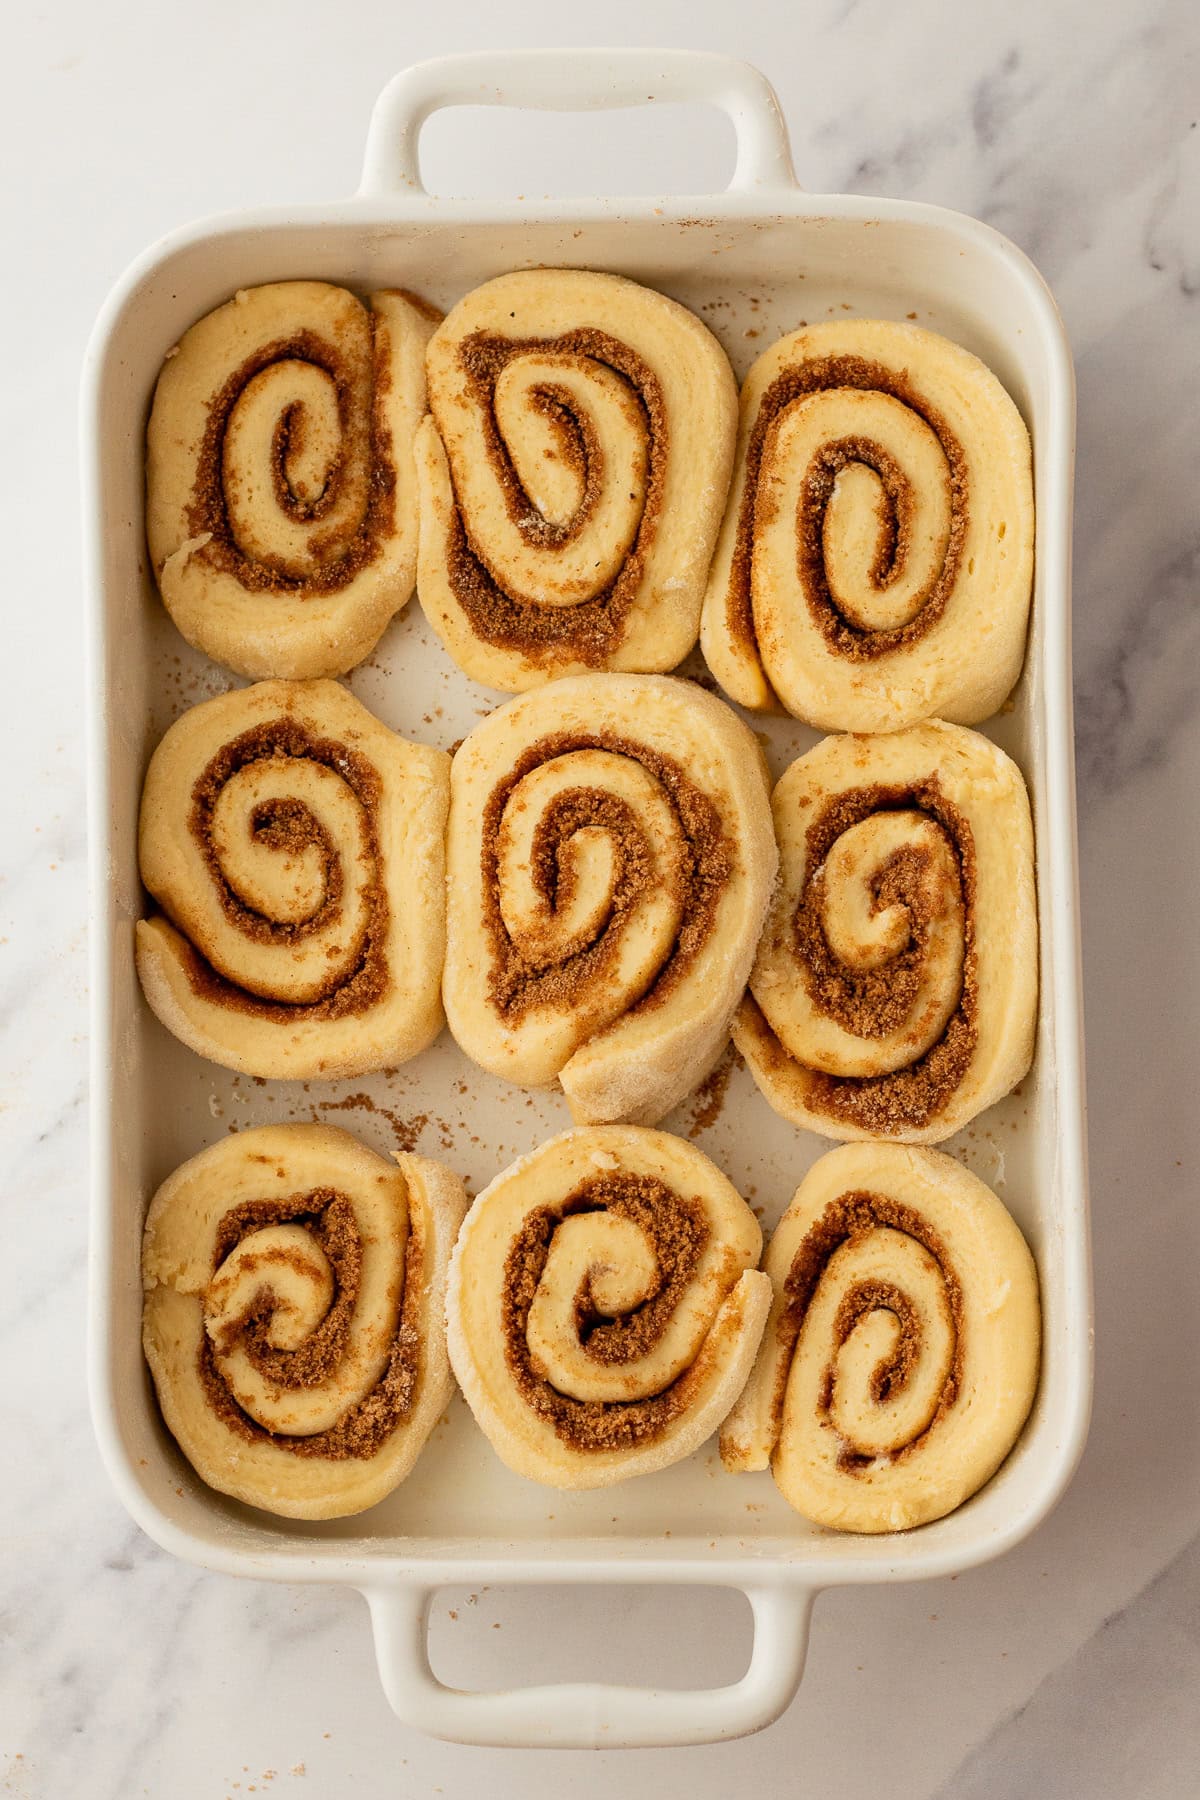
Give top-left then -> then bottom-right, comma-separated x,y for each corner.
83,49 -> 1092,1749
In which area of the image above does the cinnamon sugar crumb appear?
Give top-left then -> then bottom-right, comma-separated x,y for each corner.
315,1090 -> 427,1154
687,1043 -> 742,1136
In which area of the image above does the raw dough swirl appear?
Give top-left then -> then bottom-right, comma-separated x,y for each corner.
443,673 -> 777,1124
721,1143 -> 1040,1532
142,1123 -> 467,1519
416,268 -> 737,690
447,1126 -> 772,1489
700,319 -> 1033,731
735,720 -> 1037,1142
136,679 -> 449,1079
147,281 -> 438,679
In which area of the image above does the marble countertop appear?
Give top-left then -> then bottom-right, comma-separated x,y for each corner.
3,1 -> 1198,1794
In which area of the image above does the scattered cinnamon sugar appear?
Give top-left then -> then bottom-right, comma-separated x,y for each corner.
315,1090 -> 428,1155
687,1043 -> 742,1137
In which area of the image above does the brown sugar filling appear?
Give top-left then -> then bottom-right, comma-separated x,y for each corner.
167,718 -> 391,1021
481,732 -> 732,1021
518,788 -> 655,968
198,1187 -> 423,1461
777,1189 -> 963,1473
521,382 -> 606,543
269,402 -> 322,526
501,1173 -> 714,1451
184,318 -> 396,595
831,1281 -> 922,1405
727,354 -> 968,666
442,328 -> 666,665
789,780 -> 977,1133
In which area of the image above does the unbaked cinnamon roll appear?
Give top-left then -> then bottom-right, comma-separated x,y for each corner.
142,1123 -> 467,1519
735,720 -> 1037,1142
721,1143 -> 1040,1532
416,268 -> 738,690
443,673 -> 777,1124
136,679 -> 449,1080
700,320 -> 1034,732
146,281 -> 438,679
447,1126 -> 772,1489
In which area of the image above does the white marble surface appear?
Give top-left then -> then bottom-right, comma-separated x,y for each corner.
3,1 -> 1198,1793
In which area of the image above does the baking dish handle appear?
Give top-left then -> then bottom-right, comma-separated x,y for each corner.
359,49 -> 798,198
364,1581 -> 814,1748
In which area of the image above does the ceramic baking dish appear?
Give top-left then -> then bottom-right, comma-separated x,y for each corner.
83,49 -> 1092,1749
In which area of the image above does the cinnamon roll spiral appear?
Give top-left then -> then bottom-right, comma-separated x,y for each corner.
136,679 -> 449,1080
446,1126 -> 772,1489
735,721 -> 1037,1142
142,1124 -> 467,1518
700,320 -> 1034,732
146,281 -> 439,679
416,269 -> 738,690
720,1143 -> 1040,1532
443,673 -> 777,1125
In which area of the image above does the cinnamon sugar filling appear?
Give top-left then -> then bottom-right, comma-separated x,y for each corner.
500,1173 -> 712,1451
185,321 -> 396,595
522,788 -> 653,967
480,732 -> 732,1021
728,355 -> 968,662
443,329 -> 665,664
199,1188 -> 423,1461
269,402 -> 325,525
777,1189 -> 964,1474
786,780 -> 978,1133
516,382 -> 606,546
168,718 -> 391,1021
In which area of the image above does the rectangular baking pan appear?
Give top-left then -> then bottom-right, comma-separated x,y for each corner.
83,49 -> 1092,1749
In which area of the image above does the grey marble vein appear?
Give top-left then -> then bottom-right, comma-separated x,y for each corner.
935,1531 -> 1200,1799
